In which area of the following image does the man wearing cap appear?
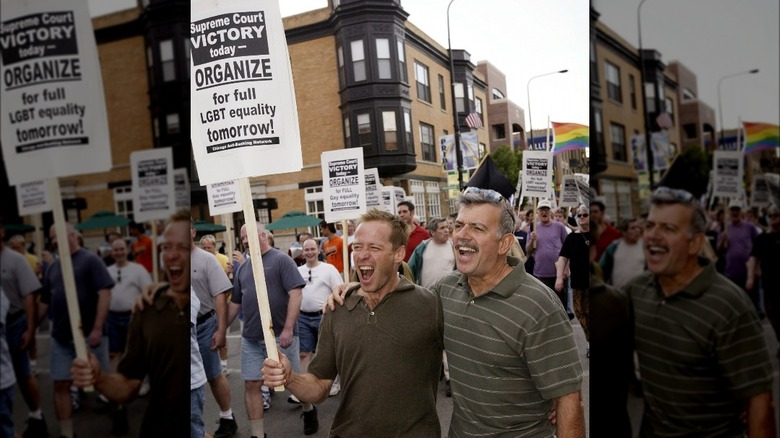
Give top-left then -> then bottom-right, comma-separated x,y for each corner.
719,199 -> 761,315
528,199 -> 570,313
747,204 -> 780,349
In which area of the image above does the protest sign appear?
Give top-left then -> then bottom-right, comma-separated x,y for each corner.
364,168 -> 380,208
0,0 -> 112,186
130,148 -> 175,223
15,180 -> 52,215
379,186 -> 406,214
174,168 -> 190,210
764,174 -> 780,209
190,0 -> 302,185
207,179 -> 243,216
712,150 -> 743,198
559,175 -> 581,207
321,148 -> 366,222
750,175 -> 770,208
520,150 -> 553,199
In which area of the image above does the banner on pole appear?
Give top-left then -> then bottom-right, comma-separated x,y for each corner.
0,0 -> 112,186
440,131 -> 479,171
321,148 -> 366,222
207,179 -> 243,216
190,0 -> 302,185
131,148 -> 175,223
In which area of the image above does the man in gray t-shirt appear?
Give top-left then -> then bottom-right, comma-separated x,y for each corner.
228,222 -> 305,438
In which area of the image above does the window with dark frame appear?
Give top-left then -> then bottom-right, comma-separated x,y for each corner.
383,111 -> 398,150
610,122 -> 627,162
351,40 -> 366,82
358,113 -> 372,151
438,74 -> 446,110
414,61 -> 431,103
420,122 -> 435,162
397,40 -> 407,83
376,38 -> 391,80
605,61 -> 621,103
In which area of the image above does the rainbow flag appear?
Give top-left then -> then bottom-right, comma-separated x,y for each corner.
552,122 -> 589,155
743,121 -> 780,155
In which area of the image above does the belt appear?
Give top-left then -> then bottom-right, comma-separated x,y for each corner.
300,310 -> 322,317
197,309 -> 216,325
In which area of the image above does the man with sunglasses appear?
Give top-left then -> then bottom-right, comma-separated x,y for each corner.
624,187 -> 775,437
326,188 -> 585,437
294,238 -> 342,400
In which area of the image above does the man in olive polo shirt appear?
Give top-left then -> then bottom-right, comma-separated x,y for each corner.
263,210 -> 443,437
625,187 -> 775,436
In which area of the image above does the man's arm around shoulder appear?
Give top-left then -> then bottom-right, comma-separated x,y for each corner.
554,390 -> 585,438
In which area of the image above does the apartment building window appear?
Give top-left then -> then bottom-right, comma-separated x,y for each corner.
410,180 -> 427,223
403,109 -> 413,149
160,39 -> 175,82
114,186 -> 134,223
664,97 -> 675,126
337,45 -> 345,87
166,113 -> 180,134
376,38 -> 391,79
492,88 -> 505,100
493,123 -> 506,140
305,187 -> 326,238
467,83 -> 474,111
357,113 -> 372,151
397,40 -> 407,82
415,61 -> 431,103
594,108 -> 604,148
343,116 -> 351,147
610,123 -> 627,162
351,40 -> 366,82
383,111 -> 398,150
420,123 -> 435,162
146,45 -> 154,86
153,117 -> 160,140
605,61 -> 621,103
425,182 -> 441,219
629,74 -> 637,110
438,75 -> 446,110
455,83 -> 464,113
475,97 -> 483,124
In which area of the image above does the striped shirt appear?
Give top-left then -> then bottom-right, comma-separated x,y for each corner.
626,259 -> 773,437
433,256 -> 582,438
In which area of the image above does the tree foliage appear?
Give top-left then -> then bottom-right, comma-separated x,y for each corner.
490,145 -> 523,188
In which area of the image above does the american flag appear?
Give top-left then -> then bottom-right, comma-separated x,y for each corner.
465,112 -> 483,129
656,112 -> 673,129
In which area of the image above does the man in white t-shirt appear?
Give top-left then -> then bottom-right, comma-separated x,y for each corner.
407,217 -> 456,396
106,239 -> 152,371
599,217 -> 646,289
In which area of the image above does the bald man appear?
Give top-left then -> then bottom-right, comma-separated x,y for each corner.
39,223 -> 113,438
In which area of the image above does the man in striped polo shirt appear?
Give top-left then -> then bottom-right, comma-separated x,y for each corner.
437,188 -> 585,437
625,187 -> 775,437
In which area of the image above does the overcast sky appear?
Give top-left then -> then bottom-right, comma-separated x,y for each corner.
90,0 -> 590,130
592,0 -> 780,129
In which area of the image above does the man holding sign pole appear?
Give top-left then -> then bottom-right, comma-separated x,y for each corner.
228,223 -> 308,438
39,224 -> 112,438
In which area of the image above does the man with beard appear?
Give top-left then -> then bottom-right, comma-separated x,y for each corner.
263,210 -> 443,436
70,210 -> 192,436
625,187 -> 774,436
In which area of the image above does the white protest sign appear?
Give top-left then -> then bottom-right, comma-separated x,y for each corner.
365,168 -> 381,208
750,175 -> 770,208
521,150 -> 553,199
712,150 -> 743,198
559,175 -> 581,207
173,168 -> 190,210
379,187 -> 394,213
190,0 -> 302,185
0,0 -> 111,186
15,180 -> 52,215
765,174 -> 780,209
130,148 -> 175,223
321,148 -> 366,222
207,179 -> 243,216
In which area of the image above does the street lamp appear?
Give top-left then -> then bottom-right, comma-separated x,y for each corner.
446,0 -> 465,190
717,69 -> 759,146
526,69 -> 568,149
